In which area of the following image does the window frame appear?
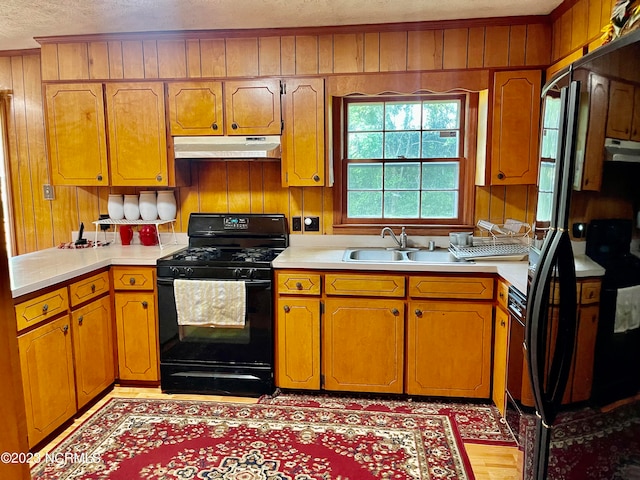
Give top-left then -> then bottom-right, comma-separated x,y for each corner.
332,93 -> 477,233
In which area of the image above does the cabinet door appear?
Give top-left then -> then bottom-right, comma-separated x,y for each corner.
224,79 -> 282,135
606,80 -> 634,139
407,301 -> 492,398
18,316 -> 76,447
492,307 -> 509,416
167,81 -> 224,136
281,78 -> 325,186
275,298 -> 321,390
114,291 -> 159,381
105,82 -> 168,186
490,70 -> 541,185
632,87 -> 640,142
323,298 -> 404,393
578,73 -> 608,191
570,305 -> 599,403
71,295 -> 115,409
45,83 -> 109,186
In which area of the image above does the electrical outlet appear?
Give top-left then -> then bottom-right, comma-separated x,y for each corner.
304,216 -> 320,232
43,184 -> 55,200
292,216 -> 302,232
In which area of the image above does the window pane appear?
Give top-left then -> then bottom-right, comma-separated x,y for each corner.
385,102 -> 421,130
541,128 -> 559,159
423,101 -> 459,129
536,161 -> 555,222
348,191 -> 382,217
384,191 -> 420,218
348,103 -> 384,131
348,132 -> 383,159
348,163 -> 383,189
543,97 -> 561,129
421,191 -> 458,218
384,131 -> 420,158
421,131 -> 458,158
422,162 -> 459,189
384,163 -> 421,190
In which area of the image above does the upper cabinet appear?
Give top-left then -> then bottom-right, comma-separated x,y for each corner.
166,79 -> 282,137
45,84 -> 109,186
105,82 -> 169,186
167,81 -> 224,136
281,78 -> 325,187
606,80 -> 640,141
489,70 -> 542,185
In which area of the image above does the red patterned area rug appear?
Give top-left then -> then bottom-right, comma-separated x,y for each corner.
31,397 -> 475,479
258,393 -> 516,446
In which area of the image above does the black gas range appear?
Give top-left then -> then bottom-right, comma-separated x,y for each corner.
156,213 -> 288,396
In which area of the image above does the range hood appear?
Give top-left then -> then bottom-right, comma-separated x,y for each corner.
604,138 -> 640,163
173,136 -> 281,159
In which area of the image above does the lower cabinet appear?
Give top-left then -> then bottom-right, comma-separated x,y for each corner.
17,316 -> 76,448
406,301 -> 492,398
112,266 -> 159,382
323,298 -> 405,394
492,305 -> 509,416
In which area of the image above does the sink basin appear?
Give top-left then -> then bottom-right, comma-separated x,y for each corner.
342,247 -> 472,264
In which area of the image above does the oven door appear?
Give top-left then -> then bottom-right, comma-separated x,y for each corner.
157,277 -> 273,366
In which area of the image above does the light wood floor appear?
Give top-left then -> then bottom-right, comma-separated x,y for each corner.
34,386 -> 523,479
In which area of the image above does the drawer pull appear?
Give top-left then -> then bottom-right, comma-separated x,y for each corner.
91,284 -> 96,293
129,277 -> 136,285
78,316 -> 84,325
391,308 -> 399,316
283,305 -> 290,313
142,301 -> 148,308
295,282 -> 303,290
42,304 -> 49,313
415,309 -> 423,317
499,291 -> 504,298
62,324 -> 69,333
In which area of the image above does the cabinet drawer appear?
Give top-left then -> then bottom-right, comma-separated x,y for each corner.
497,279 -> 509,310
69,271 -> 110,307
325,274 -> 404,297
580,280 -> 601,305
15,287 -> 69,331
409,276 -> 494,300
277,272 -> 321,295
112,267 -> 155,291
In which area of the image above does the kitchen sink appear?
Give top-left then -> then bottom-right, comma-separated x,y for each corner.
342,247 -> 472,264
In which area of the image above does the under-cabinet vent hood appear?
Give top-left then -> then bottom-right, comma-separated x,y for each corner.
173,136 -> 281,159
604,138 -> 640,163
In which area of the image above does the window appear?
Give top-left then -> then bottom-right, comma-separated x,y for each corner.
536,95 -> 561,223
334,94 -> 471,228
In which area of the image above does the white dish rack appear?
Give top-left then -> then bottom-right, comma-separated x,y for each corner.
449,219 -> 532,261
92,218 -> 177,249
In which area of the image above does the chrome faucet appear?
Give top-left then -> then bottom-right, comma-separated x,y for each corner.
381,226 -> 408,249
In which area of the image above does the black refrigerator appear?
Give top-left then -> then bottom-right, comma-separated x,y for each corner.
524,29 -> 640,480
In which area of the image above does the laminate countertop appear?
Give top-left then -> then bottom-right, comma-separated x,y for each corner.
10,242 -> 187,298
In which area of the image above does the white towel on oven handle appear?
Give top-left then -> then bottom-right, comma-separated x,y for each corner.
614,284 -> 640,333
174,279 -> 246,327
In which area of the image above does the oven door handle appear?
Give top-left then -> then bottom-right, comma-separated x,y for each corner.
157,277 -> 271,287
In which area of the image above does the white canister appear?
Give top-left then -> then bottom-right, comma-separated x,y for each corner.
123,194 -> 140,220
139,191 -> 158,221
156,190 -> 177,221
107,194 -> 124,220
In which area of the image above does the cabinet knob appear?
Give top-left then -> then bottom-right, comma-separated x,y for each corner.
156,174 -> 163,182
499,291 -> 504,298
91,284 -> 96,293
231,123 -> 238,130
501,320 -> 506,327
62,324 -> 69,333
212,123 -> 218,130
313,174 -> 320,182
283,305 -> 290,313
415,309 -> 423,317
497,172 -> 505,180
97,174 -> 103,181
295,282 -> 303,290
78,316 -> 84,325
142,301 -> 148,308
129,277 -> 136,285
391,308 -> 399,316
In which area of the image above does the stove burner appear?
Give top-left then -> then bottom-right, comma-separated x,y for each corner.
231,248 -> 279,263
174,246 -> 222,262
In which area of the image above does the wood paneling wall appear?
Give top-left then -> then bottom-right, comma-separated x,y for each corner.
2,19 -> 553,255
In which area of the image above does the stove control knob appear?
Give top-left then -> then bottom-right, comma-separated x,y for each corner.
248,268 -> 257,279
233,268 -> 242,278
185,267 -> 194,277
170,267 -> 180,275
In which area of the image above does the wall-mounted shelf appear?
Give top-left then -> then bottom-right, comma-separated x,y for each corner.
92,219 -> 177,249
